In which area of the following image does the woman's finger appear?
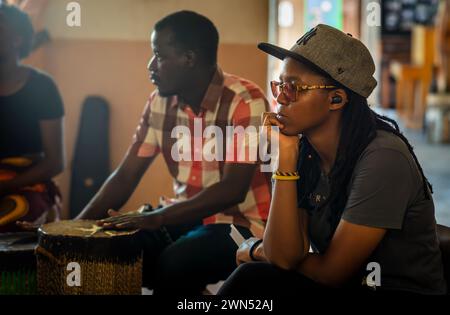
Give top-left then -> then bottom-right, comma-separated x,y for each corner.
16,221 -> 39,231
263,116 -> 284,132
266,116 -> 284,128
261,112 -> 276,125
262,112 -> 284,128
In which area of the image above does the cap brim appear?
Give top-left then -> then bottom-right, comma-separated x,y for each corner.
257,43 -> 292,60
258,42 -> 316,67
258,42 -> 334,81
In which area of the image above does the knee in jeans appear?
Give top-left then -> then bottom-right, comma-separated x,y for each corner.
154,246 -> 196,285
229,262 -> 271,281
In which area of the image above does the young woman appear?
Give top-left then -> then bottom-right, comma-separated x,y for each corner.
218,24 -> 447,295
0,4 -> 65,232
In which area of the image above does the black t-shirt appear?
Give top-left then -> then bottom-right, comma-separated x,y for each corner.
298,130 -> 447,294
0,68 -> 64,158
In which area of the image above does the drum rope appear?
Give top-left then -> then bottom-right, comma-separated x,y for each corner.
35,245 -> 64,266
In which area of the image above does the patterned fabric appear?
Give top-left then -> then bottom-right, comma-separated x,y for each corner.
132,68 -> 271,238
0,157 -> 61,233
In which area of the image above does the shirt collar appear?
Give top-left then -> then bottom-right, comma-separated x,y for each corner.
169,67 -> 224,113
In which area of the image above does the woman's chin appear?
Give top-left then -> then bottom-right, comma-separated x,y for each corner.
280,127 -> 301,137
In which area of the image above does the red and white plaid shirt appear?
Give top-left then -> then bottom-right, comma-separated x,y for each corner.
132,68 -> 271,238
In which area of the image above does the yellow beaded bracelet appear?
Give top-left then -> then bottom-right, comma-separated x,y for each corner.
272,174 -> 300,181
274,170 -> 299,177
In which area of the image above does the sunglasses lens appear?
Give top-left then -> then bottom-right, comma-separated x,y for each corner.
284,83 -> 295,101
270,81 -> 279,99
270,81 -> 297,102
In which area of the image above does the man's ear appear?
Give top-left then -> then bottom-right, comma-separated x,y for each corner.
183,50 -> 196,68
329,89 -> 348,111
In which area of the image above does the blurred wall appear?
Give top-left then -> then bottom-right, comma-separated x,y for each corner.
26,0 -> 269,218
360,0 -> 381,107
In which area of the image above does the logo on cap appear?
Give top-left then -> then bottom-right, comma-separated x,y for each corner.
296,27 -> 317,46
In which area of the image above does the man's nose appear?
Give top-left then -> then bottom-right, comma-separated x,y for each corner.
147,56 -> 156,71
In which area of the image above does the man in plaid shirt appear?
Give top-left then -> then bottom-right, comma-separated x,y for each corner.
78,11 -> 272,294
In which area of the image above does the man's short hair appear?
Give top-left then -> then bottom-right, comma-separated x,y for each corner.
0,3 -> 34,59
154,11 -> 219,66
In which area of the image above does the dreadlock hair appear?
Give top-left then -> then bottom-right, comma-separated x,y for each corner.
296,62 -> 433,238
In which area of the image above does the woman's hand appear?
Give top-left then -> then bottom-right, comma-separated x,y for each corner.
262,112 -> 300,171
236,237 -> 266,266
16,220 -> 40,232
96,209 -> 164,231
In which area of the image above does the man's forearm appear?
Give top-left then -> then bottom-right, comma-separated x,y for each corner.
3,159 -> 63,192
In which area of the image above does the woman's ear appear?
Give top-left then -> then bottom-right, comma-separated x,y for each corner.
329,89 -> 348,111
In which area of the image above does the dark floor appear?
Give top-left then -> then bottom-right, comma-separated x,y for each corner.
375,108 -> 450,227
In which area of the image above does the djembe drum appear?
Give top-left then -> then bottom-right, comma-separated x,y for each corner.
0,232 -> 38,295
36,220 -> 142,295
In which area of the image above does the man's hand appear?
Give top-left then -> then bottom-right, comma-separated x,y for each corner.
96,209 -> 164,231
236,237 -> 266,266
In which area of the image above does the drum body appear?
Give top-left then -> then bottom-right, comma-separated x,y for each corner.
36,220 -> 142,295
0,232 -> 37,295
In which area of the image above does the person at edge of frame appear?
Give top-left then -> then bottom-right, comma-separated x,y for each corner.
218,24 -> 447,296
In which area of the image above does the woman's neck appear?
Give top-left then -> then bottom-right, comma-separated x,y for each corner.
0,57 -> 20,83
0,58 -> 30,96
305,114 -> 342,175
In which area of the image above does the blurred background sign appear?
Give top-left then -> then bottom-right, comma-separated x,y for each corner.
304,0 -> 343,30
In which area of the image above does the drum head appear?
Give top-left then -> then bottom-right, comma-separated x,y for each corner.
39,220 -> 138,238
37,220 -> 142,263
